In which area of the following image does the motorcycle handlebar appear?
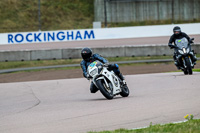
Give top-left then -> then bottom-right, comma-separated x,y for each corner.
103,63 -> 109,67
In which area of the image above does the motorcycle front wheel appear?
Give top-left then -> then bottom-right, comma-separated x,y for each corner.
96,79 -> 114,100
183,70 -> 188,75
185,57 -> 193,75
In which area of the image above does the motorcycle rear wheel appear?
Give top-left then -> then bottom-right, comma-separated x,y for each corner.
120,84 -> 129,97
96,80 -> 114,100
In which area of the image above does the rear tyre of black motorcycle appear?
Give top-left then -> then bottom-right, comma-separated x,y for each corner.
120,84 -> 129,97
96,80 -> 113,100
185,57 -> 193,75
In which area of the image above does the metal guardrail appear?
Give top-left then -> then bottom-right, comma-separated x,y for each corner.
0,58 -> 199,74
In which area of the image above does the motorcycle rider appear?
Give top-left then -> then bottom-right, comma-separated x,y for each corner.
80,47 -> 125,93
168,26 -> 197,69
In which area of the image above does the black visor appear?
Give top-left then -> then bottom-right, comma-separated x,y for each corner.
82,53 -> 91,60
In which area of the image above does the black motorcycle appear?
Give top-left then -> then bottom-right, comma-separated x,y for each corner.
170,37 -> 196,75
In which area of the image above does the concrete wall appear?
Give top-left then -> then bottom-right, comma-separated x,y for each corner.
95,0 -> 200,22
62,48 -> 82,59
31,49 -> 62,60
0,50 -> 31,62
0,44 -> 199,62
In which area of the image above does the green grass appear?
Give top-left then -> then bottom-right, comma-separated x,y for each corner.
0,55 -> 199,74
193,68 -> 200,72
107,55 -> 173,62
0,55 -> 173,70
88,119 -> 200,133
0,0 -> 94,33
8,66 -> 81,74
0,0 -> 199,33
0,55 -> 199,70
0,59 -> 82,70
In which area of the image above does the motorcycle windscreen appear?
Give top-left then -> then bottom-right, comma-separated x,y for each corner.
88,60 -> 103,69
87,60 -> 103,76
175,37 -> 189,49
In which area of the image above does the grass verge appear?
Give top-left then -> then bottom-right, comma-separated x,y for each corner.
0,0 -> 199,33
193,68 -> 200,72
0,59 -> 82,70
0,56 -> 199,73
12,66 -> 81,73
0,55 -> 173,70
0,0 -> 94,33
88,119 -> 200,133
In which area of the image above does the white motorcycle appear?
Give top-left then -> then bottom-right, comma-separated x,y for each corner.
87,60 -> 129,100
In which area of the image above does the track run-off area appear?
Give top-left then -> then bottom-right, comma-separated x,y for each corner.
0,72 -> 200,133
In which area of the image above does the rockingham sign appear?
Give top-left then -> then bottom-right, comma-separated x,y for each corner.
0,30 -> 95,45
0,23 -> 200,45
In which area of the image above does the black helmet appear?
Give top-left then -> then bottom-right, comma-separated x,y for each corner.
173,26 -> 181,35
81,47 -> 92,61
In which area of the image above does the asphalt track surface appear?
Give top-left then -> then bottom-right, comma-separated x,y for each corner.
0,35 -> 200,51
0,72 -> 200,133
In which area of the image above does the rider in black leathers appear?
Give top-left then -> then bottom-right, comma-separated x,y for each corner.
80,47 -> 125,93
168,26 -> 197,69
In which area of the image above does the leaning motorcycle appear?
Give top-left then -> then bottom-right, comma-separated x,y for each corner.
171,37 -> 196,75
87,60 -> 129,100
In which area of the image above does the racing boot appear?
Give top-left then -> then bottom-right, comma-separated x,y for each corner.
194,54 -> 197,63
192,55 -> 197,67
90,82 -> 98,93
117,73 -> 126,86
173,55 -> 180,70
174,61 -> 180,70
192,50 -> 197,65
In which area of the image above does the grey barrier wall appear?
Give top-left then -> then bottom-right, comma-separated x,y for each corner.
62,48 -> 82,59
0,44 -> 199,62
94,0 -> 200,23
0,50 -> 31,61
31,49 -> 62,60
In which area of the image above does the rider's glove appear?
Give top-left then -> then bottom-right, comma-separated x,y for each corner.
86,74 -> 91,80
190,38 -> 194,44
104,63 -> 110,67
168,43 -> 173,49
